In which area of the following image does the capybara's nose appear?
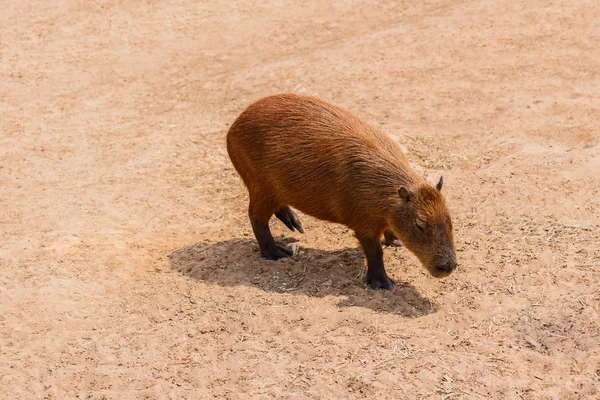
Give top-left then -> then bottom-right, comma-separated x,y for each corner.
435,261 -> 457,273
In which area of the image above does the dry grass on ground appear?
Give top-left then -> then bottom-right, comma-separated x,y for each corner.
1,0 -> 599,398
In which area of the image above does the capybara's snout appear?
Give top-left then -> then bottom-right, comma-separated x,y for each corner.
429,250 -> 457,278
433,261 -> 457,276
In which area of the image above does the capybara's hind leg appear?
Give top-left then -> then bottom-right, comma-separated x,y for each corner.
248,200 -> 293,260
249,213 -> 293,260
275,206 -> 304,233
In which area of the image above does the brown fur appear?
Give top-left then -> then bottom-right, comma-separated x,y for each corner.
226,94 -> 457,289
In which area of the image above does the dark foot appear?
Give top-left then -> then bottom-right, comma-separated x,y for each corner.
357,234 -> 394,290
261,245 -> 293,260
382,230 -> 403,247
275,206 -> 304,233
250,209 -> 294,261
381,238 -> 403,247
366,274 -> 397,290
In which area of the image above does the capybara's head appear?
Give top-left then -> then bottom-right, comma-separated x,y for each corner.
391,176 -> 457,278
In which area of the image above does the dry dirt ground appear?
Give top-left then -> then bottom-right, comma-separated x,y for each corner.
1,0 -> 599,399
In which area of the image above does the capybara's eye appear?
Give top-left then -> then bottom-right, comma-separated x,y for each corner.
416,219 -> 426,232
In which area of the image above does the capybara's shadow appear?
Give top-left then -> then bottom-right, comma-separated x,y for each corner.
169,237 -> 436,318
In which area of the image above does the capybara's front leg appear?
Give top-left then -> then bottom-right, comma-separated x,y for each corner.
358,235 -> 396,290
249,210 -> 293,260
382,229 -> 403,247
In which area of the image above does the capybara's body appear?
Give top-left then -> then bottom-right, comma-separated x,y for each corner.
227,94 -> 457,289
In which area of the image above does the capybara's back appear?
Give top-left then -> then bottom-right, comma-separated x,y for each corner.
226,94 -> 412,227
226,94 -> 457,290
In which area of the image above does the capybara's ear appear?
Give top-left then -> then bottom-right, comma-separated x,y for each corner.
436,176 -> 444,191
398,186 -> 415,202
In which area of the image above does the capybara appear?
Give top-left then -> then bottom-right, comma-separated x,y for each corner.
226,94 -> 457,289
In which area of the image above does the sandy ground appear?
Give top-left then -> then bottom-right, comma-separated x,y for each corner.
1,0 -> 599,398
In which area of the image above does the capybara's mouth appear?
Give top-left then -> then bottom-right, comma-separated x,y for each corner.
428,265 -> 456,278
